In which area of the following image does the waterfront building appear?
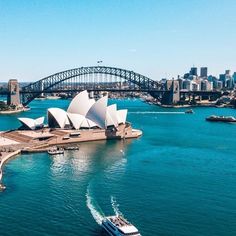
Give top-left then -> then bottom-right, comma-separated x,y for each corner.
18,91 -> 128,131
216,81 -> 223,90
191,81 -> 200,91
226,77 -> 234,89
178,78 -> 184,90
208,76 -> 219,90
183,80 -> 191,90
48,90 -> 126,130
233,72 -> 236,83
188,75 -> 197,81
201,80 -> 213,91
219,74 -> 226,87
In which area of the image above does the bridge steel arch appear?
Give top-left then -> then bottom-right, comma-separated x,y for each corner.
21,66 -> 161,105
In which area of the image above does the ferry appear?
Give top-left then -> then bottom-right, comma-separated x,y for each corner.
47,147 -> 64,155
206,115 -> 236,123
102,215 -> 141,236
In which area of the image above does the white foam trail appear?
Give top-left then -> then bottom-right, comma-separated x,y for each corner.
111,196 -> 123,216
86,186 -> 105,225
129,111 -> 185,114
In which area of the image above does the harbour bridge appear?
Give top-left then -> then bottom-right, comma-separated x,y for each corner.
2,66 -> 222,106
21,66 -> 163,105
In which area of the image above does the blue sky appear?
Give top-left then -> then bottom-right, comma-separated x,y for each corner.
0,0 -> 236,82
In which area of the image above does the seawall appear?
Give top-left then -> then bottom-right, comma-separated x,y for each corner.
0,150 -> 21,184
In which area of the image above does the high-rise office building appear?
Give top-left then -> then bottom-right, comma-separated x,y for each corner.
190,67 -> 198,76
233,72 -> 236,83
200,67 -> 208,78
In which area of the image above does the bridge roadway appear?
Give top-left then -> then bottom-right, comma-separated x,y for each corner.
0,88 -> 222,96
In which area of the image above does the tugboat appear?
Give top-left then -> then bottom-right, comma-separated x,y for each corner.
47,147 -> 64,155
102,215 -> 141,236
206,115 -> 236,123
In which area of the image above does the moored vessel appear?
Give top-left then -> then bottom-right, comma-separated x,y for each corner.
47,147 -> 64,155
206,115 -> 236,122
102,215 -> 141,236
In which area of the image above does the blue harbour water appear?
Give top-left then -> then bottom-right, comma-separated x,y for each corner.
0,99 -> 236,236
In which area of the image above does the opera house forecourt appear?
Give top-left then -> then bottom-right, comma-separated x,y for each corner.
0,91 -> 142,187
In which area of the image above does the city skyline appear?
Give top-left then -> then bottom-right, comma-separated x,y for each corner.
1,0 -> 236,82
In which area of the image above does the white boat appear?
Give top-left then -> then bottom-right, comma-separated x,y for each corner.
185,109 -> 194,114
102,215 -> 141,236
0,183 -> 6,191
47,147 -> 64,155
64,146 -> 79,150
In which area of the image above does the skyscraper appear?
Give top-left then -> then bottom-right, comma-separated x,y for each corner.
190,67 -> 198,76
200,67 -> 208,78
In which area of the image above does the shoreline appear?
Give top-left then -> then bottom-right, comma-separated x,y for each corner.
0,107 -> 30,115
144,100 -> 235,109
0,150 -> 21,190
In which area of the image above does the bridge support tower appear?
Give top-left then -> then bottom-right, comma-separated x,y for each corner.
161,80 -> 180,105
7,79 -> 20,107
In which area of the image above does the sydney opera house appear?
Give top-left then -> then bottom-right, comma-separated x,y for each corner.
19,90 -> 127,130
16,91 -> 141,144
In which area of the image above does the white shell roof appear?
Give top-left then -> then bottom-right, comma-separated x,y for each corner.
18,118 -> 37,130
106,104 -> 118,127
86,95 -> 108,129
35,117 -> 45,125
47,91 -> 128,130
18,116 -> 44,130
117,109 -> 128,124
67,113 -> 85,130
67,90 -> 95,116
48,108 -> 69,128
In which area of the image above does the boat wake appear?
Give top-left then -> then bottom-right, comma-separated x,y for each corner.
129,111 -> 185,114
86,185 -> 125,225
86,185 -> 105,225
111,196 -> 123,216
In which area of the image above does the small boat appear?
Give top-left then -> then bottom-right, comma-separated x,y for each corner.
206,115 -> 236,123
185,109 -> 194,114
102,215 -> 141,236
0,183 -> 6,191
64,146 -> 79,151
47,147 -> 64,155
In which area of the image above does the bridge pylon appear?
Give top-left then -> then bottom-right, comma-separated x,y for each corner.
7,79 -> 21,107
